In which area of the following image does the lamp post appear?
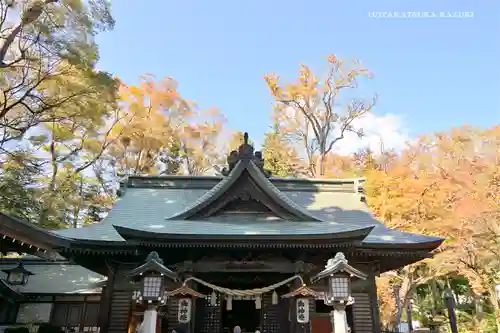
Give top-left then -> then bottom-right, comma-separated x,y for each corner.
311,253 -> 367,333
2,263 -> 34,286
127,252 -> 178,333
443,290 -> 458,333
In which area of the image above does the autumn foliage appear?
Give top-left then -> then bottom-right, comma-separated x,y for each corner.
358,127 -> 500,330
1,25 -> 499,331
264,55 -> 376,177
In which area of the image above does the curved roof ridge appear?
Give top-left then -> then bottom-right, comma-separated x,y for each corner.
246,162 -> 323,221
272,176 -> 366,183
167,161 -> 247,220
167,160 -> 324,221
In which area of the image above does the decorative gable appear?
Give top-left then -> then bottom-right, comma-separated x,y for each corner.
168,133 -> 322,222
184,169 -> 305,220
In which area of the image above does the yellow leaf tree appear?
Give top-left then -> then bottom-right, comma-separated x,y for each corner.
110,75 -> 225,176
362,126 -> 500,331
0,0 -> 114,146
264,55 -> 376,177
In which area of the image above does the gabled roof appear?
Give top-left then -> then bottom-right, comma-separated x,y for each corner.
168,160 -> 322,221
51,175 -> 443,249
0,133 -> 443,251
110,156 -> 375,243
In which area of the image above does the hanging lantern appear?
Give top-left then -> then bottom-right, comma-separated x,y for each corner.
227,295 -> 233,311
178,298 -> 192,323
272,291 -> 278,305
255,295 -> 262,309
2,263 -> 34,286
210,291 -> 217,306
296,298 -> 309,324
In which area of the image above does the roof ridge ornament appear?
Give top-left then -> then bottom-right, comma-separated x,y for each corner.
222,132 -> 271,178
126,251 -> 178,282
116,174 -> 129,197
311,252 -> 367,282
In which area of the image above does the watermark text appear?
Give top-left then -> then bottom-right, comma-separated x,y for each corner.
368,11 -> 474,19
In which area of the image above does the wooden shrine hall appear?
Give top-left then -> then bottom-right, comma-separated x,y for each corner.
0,133 -> 443,333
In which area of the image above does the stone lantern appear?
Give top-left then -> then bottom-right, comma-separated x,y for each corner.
311,252 -> 367,333
127,252 -> 178,333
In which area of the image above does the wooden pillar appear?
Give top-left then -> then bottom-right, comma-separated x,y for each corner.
99,263 -> 116,333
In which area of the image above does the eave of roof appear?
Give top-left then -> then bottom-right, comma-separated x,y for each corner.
113,224 -> 375,242
361,238 -> 443,250
0,212 -> 71,250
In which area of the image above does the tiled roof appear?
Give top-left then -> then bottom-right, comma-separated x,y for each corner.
0,261 -> 105,294
54,175 -> 442,246
168,161 -> 321,221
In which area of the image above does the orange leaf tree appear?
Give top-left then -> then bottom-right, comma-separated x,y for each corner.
109,75 -> 225,176
360,126 -> 500,330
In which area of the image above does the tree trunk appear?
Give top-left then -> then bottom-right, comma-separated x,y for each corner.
316,154 -> 326,177
429,279 -> 440,316
389,272 -> 415,328
487,285 -> 500,333
39,132 -> 59,225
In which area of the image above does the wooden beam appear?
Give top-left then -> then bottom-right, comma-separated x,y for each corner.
175,259 -> 316,273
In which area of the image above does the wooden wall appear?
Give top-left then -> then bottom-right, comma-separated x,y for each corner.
103,261 -> 380,333
261,292 -> 289,333
108,265 -> 133,333
351,293 -> 373,333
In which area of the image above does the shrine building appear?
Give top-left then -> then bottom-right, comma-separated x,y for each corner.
0,134 -> 443,333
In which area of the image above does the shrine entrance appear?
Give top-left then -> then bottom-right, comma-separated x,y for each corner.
221,299 -> 261,333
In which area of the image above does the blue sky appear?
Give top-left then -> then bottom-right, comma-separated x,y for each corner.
96,0 -> 500,148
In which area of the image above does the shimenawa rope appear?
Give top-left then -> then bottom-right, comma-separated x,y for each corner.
182,275 -> 304,296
